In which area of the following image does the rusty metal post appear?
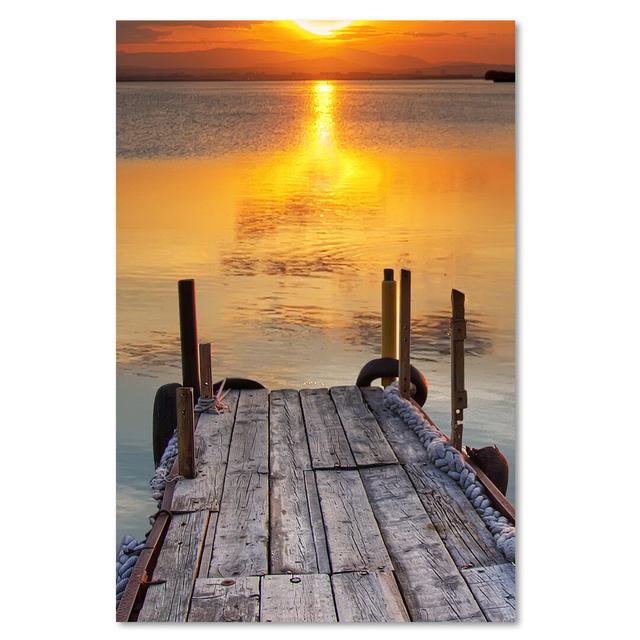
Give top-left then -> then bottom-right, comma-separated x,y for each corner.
199,343 -> 213,399
177,386 -> 195,478
381,268 -> 398,386
178,279 -> 201,399
450,289 -> 468,450
399,269 -> 411,399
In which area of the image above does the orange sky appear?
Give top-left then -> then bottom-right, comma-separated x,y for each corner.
116,21 -> 515,75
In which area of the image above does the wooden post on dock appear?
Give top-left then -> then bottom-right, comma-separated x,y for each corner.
199,343 -> 213,399
176,386 -> 195,478
450,289 -> 468,451
178,279 -> 201,400
381,268 -> 398,386
399,269 -> 411,399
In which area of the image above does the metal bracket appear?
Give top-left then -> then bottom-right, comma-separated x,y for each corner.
454,390 -> 468,410
450,319 -> 467,340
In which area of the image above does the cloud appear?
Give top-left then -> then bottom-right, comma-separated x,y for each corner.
330,24 -> 392,41
401,31 -> 470,39
116,21 -> 264,44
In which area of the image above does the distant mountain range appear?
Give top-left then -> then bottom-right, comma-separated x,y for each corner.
116,46 -> 515,81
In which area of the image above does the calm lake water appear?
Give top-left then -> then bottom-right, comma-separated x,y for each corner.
116,80 -> 515,544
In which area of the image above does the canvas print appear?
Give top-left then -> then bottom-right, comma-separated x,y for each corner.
116,20 -> 516,622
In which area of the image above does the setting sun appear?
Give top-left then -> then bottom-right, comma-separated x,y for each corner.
293,20 -> 353,36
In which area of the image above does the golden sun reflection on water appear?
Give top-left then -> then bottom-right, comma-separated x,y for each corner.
314,81 -> 335,143
117,80 -> 516,541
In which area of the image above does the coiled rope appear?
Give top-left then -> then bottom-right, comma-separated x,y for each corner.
383,383 -> 516,563
116,536 -> 146,604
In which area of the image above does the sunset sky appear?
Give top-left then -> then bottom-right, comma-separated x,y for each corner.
116,20 -> 515,78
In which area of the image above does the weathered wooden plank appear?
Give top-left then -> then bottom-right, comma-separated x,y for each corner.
226,389 -> 269,475
208,471 -> 269,578
331,571 -> 410,622
462,564 -> 516,622
188,577 -> 261,622
197,512 -> 218,579
316,469 -> 392,573
300,388 -> 355,469
270,389 -> 311,474
270,472 -> 318,574
360,465 -> 485,622
171,391 -> 239,512
360,386 -> 429,463
304,470 -> 331,574
269,389 -> 320,573
330,385 -> 397,466
137,510 -> 209,622
404,463 -> 507,568
260,574 -> 337,623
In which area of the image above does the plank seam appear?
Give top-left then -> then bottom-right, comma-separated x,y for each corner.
183,509 -> 213,622
203,388 -> 241,578
326,389 -> 361,467
298,393 -> 335,574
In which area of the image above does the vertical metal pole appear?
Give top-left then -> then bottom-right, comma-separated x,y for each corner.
450,289 -> 468,450
399,269 -> 411,399
199,343 -> 213,399
177,386 -> 195,478
381,268 -> 398,387
178,279 -> 201,399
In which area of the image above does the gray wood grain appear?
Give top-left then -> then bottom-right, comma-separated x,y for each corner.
405,463 -> 507,568
360,386 -> 430,463
260,574 -> 337,623
270,389 -> 311,475
137,510 -> 209,622
208,471 -> 269,578
330,385 -> 398,466
300,388 -> 355,469
171,391 -> 239,512
462,564 -> 516,622
269,389 -> 322,573
188,577 -> 261,622
316,469 -> 392,573
331,571 -> 410,622
226,389 -> 269,475
270,471 -> 318,574
361,465 -> 485,622
304,470 -> 331,574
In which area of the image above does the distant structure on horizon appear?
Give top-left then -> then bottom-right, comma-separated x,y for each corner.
485,70 -> 516,82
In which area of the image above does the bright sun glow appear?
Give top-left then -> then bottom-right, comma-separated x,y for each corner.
293,20 -> 353,37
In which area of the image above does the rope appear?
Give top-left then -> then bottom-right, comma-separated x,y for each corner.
116,535 -> 145,604
150,431 -> 178,507
383,383 -> 516,563
194,397 -> 217,413
116,430 -> 179,606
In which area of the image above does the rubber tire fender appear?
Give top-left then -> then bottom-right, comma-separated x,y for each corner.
213,378 -> 265,393
152,383 -> 180,467
356,357 -> 428,406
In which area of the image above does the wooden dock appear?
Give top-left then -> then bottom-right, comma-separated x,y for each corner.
121,384 -> 516,623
